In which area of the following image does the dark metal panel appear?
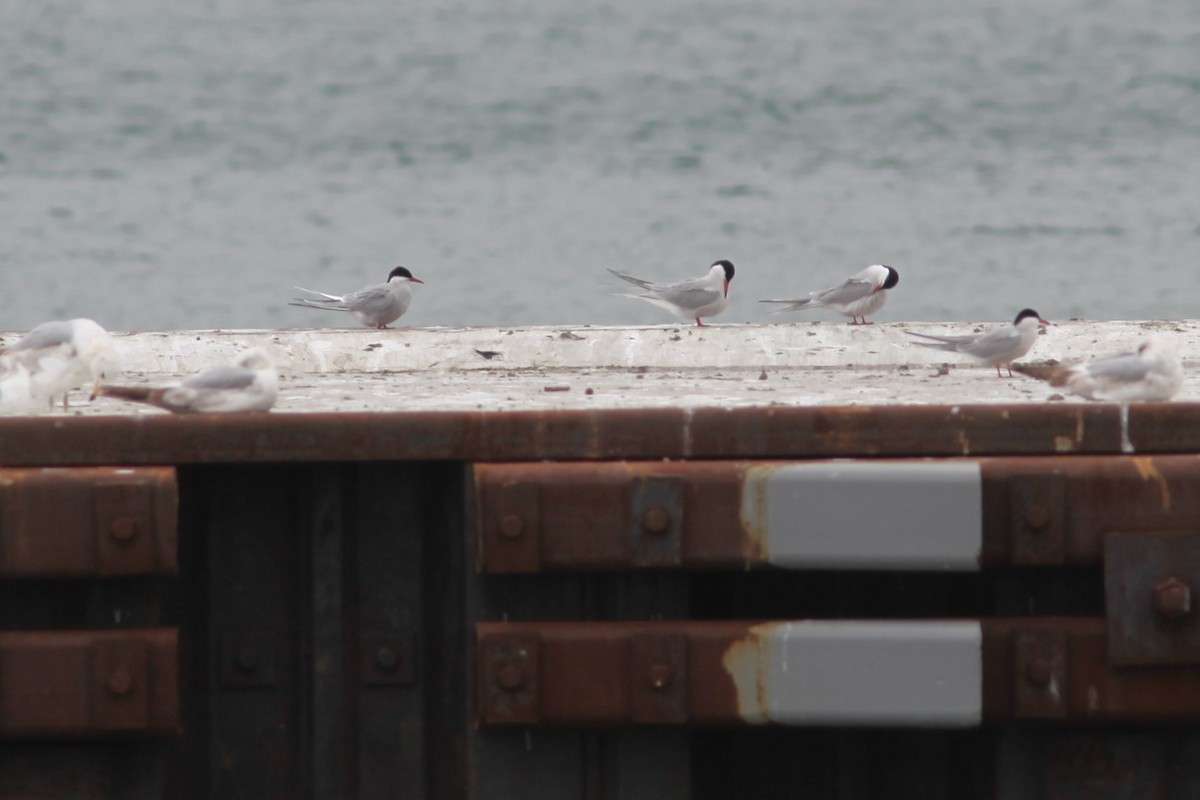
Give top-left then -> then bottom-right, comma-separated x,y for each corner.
629,478 -> 684,568
1105,532 -> 1200,665
0,629 -> 177,738
0,744 -> 173,800
0,404 -> 1156,466
195,465 -> 302,800
349,463 -> 433,799
307,466 -> 347,800
0,468 -> 177,578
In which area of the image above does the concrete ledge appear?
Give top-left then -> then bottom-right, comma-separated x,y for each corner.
3,320 -> 1196,414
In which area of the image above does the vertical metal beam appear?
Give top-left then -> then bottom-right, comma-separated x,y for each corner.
308,466 -> 347,800
350,463 -> 428,797
197,464 -> 301,800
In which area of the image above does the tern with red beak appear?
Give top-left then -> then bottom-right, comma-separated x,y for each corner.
906,308 -> 1050,378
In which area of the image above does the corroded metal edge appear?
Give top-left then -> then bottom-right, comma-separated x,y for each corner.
0,403 -> 1194,466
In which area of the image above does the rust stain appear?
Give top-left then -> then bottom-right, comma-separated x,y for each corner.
720,623 -> 772,724
1132,457 -> 1171,512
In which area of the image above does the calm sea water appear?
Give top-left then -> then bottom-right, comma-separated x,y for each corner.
2,0 -> 1198,332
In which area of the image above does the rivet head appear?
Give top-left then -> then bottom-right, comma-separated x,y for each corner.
646,663 -> 674,690
109,516 -> 137,542
236,645 -> 261,672
107,668 -> 134,696
499,514 -> 524,539
1024,504 -> 1050,531
643,506 -> 670,534
375,646 -> 399,671
1025,656 -> 1053,686
497,663 -> 524,690
1153,576 -> 1193,620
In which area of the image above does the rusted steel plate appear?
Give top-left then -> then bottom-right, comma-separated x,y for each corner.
0,629 -> 178,738
475,456 -> 1200,572
0,404 -> 1184,467
477,618 -> 1200,726
0,468 -> 177,578
1105,532 -> 1200,665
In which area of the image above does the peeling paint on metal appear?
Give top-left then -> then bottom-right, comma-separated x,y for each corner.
720,625 -> 770,724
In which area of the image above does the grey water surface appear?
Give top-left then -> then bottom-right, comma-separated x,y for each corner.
2,0 -> 1198,332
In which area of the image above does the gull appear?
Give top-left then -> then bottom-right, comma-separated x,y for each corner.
96,349 -> 279,413
760,264 -> 899,324
0,318 -> 121,409
1015,337 -> 1183,401
290,266 -> 424,329
0,358 -> 32,414
608,260 -> 735,327
906,308 -> 1048,378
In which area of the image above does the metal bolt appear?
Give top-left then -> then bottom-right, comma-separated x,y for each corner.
1153,576 -> 1193,620
375,646 -> 399,671
497,663 -> 524,690
1025,656 -> 1053,687
236,644 -> 261,672
499,514 -> 524,539
646,663 -> 674,690
1024,504 -> 1050,532
109,516 -> 137,542
107,668 -> 134,696
643,506 -> 670,534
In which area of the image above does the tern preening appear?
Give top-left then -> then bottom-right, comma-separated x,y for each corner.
608,260 -> 735,327
760,264 -> 899,325
1015,337 -> 1183,401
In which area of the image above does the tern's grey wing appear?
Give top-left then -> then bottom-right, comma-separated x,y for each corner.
1084,352 -> 1153,383
957,326 -> 1023,360
182,366 -> 257,391
654,280 -> 722,309
12,321 -> 77,352
813,277 -> 876,307
343,284 -> 399,315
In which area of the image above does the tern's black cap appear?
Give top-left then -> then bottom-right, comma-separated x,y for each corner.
882,265 -> 899,289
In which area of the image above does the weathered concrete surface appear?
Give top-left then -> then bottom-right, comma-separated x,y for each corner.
3,320 -> 1196,415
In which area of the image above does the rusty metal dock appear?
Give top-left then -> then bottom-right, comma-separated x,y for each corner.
2,321 -> 1200,799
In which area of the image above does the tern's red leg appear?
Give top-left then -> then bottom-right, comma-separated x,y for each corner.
695,317 -> 705,327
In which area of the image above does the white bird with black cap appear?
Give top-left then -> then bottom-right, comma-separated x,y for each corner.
905,308 -> 1050,378
608,259 -> 736,327
760,264 -> 900,325
289,265 -> 424,329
